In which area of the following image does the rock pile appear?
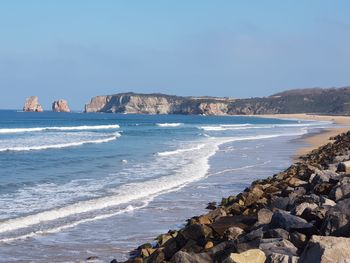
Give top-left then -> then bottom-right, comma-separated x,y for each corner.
116,131 -> 350,263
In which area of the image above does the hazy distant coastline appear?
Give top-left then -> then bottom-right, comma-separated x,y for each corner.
84,86 -> 350,115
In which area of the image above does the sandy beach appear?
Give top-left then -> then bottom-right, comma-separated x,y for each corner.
258,114 -> 350,157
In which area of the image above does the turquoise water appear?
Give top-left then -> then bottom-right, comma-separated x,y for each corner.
0,110 -> 332,262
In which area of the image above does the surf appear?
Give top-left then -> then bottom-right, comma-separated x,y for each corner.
0,124 -> 120,134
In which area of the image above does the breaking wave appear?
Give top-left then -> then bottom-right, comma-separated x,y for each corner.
0,124 -> 120,134
156,123 -> 183,127
0,132 -> 121,152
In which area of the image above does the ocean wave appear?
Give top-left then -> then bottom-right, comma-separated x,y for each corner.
199,121 -> 330,131
0,132 -> 121,152
0,204 -> 142,243
209,161 -> 272,176
0,140 -> 216,235
157,144 -> 205,156
156,123 -> 183,127
0,124 -> 120,134
0,128 -> 310,239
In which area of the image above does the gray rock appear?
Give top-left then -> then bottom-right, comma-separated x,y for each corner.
311,170 -> 340,184
170,251 -> 212,263
263,228 -> 290,240
289,231 -> 307,250
267,253 -> 299,263
269,196 -> 290,210
181,224 -> 212,246
235,228 -> 263,253
293,202 -> 318,216
224,226 -> 244,240
299,235 -> 350,263
321,198 -> 350,236
211,216 -> 256,236
258,208 -> 273,225
259,238 -> 298,257
337,161 -> 350,173
329,177 -> 350,201
289,187 -> 307,203
269,210 -> 315,234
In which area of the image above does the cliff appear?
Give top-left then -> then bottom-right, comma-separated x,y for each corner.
23,96 -> 43,112
84,93 -> 234,115
84,87 -> 350,115
52,99 -> 70,112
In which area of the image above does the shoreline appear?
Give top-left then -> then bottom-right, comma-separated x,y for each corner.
256,114 -> 350,157
121,130 -> 350,263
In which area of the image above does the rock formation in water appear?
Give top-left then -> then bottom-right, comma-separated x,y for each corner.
116,131 -> 350,263
52,99 -> 70,112
84,86 -> 350,115
23,96 -> 43,112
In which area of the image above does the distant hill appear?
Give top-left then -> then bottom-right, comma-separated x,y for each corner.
84,86 -> 350,115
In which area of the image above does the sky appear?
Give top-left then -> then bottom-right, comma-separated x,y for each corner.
0,1 -> 350,110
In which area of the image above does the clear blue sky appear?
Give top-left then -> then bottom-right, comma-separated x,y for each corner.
1,1 -> 350,110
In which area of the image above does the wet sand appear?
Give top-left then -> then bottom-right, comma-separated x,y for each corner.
257,114 -> 350,157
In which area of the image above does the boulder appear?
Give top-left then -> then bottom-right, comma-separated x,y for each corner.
259,238 -> 298,257
222,249 -> 266,263
267,253 -> 299,263
170,251 -> 212,263
234,227 -> 264,253
263,228 -> 290,240
289,231 -> 307,250
244,186 -> 265,206
337,161 -> 350,173
311,169 -> 340,184
211,216 -> 256,236
269,211 -> 315,234
224,226 -> 244,240
329,177 -> 350,201
258,208 -> 273,225
299,235 -> 350,263
52,99 -> 70,112
321,198 -> 350,236
181,224 -> 212,246
23,96 -> 43,112
269,196 -> 290,210
293,202 -> 318,217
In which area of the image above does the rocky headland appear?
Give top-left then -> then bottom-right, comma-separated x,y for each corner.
112,131 -> 350,263
84,87 -> 350,115
52,99 -> 70,112
23,96 -> 43,112
84,93 -> 234,115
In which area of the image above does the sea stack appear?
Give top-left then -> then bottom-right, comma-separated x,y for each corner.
52,99 -> 70,112
23,96 -> 43,112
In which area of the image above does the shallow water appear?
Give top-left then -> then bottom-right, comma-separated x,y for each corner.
0,110 -> 332,262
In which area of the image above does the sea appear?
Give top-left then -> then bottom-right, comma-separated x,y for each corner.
0,110 -> 333,262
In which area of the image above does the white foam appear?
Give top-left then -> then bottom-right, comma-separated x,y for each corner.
0,203 -> 141,243
199,121 -> 330,131
0,129 -> 309,236
0,124 -> 120,134
0,132 -> 120,152
156,123 -> 183,127
0,126 -> 314,245
209,161 -> 272,176
157,144 -> 206,156
220,124 -> 251,127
